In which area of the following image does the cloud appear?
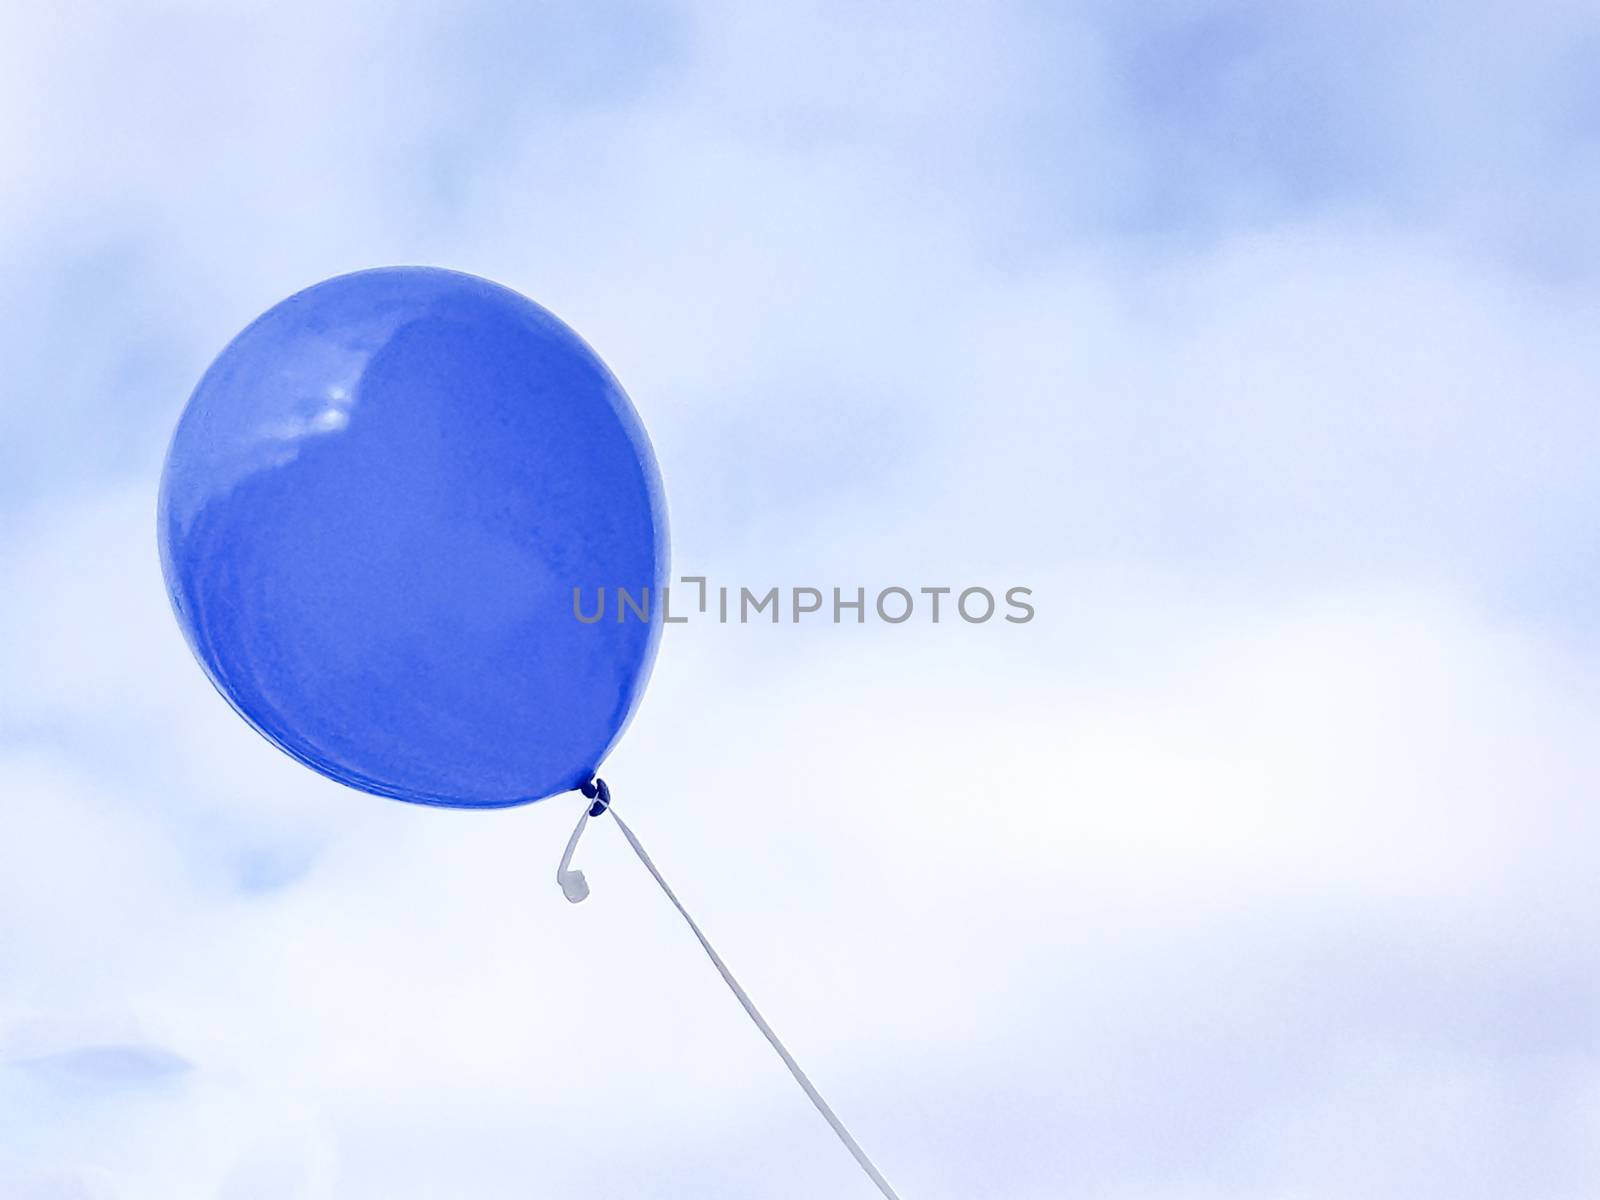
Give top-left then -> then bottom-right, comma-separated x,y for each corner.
3,0 -> 1600,1197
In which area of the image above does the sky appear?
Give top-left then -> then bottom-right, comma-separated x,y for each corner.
3,1 -> 1600,1196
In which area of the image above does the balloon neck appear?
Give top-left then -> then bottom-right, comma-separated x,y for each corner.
579,776 -> 612,818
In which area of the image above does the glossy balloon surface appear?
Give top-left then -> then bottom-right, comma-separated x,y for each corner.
159,267 -> 667,807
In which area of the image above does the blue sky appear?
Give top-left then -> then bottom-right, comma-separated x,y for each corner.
3,2 -> 1600,1197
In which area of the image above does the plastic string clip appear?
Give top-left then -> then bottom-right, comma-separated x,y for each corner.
556,777 -> 609,903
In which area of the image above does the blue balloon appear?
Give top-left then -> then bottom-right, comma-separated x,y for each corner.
158,267 -> 668,808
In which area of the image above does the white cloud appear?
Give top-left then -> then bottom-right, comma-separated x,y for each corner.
4,0 -> 1600,1196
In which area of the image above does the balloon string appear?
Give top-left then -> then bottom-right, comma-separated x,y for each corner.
557,780 -> 905,1200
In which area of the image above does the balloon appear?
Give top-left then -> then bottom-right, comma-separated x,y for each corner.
158,267 -> 668,808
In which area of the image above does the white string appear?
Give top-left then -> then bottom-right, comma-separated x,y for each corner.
557,795 -> 904,1200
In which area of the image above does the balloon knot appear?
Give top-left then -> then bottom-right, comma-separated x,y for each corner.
580,776 -> 611,817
